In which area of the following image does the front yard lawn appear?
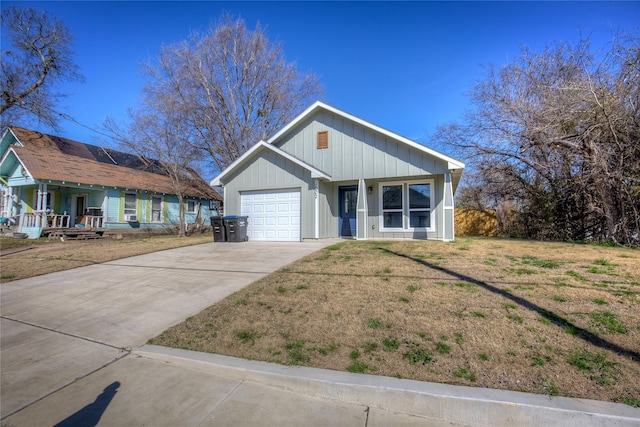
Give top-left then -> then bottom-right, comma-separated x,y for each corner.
150,238 -> 640,407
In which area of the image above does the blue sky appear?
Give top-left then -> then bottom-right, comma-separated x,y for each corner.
3,1 -> 639,159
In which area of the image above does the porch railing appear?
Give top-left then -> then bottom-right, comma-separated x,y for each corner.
76,215 -> 104,228
20,212 -> 47,228
19,212 -> 104,229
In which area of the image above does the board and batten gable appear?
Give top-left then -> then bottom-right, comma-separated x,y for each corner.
271,108 -> 451,181
220,146 -> 320,239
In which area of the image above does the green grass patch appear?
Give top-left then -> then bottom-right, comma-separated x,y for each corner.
403,346 -> 433,365
567,349 -> 618,386
436,341 -> 451,354
367,318 -> 382,329
383,338 -> 401,352
478,353 -> 489,361
541,378 -> 561,397
407,284 -> 421,293
566,270 -> 588,282
590,311 -> 628,334
553,295 -> 571,302
349,349 -> 361,360
592,298 -> 608,305
347,361 -> 370,373
522,256 -> 562,268
594,258 -> 616,267
471,311 -> 486,318
236,329 -> 262,344
453,368 -> 476,381
454,281 -> 476,289
285,340 -> 309,364
317,343 -> 340,355
614,395 -> 640,408
363,342 -> 378,353
507,314 -> 524,324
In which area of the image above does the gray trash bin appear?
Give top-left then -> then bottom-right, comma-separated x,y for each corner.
223,216 -> 248,242
211,216 -> 226,242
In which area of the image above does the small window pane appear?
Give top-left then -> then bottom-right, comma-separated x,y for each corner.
410,211 -> 430,228
384,212 -> 403,228
152,196 -> 162,222
382,185 -> 403,209
124,193 -> 136,215
409,184 -> 430,209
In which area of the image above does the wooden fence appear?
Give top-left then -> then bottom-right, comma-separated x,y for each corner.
455,208 -> 497,237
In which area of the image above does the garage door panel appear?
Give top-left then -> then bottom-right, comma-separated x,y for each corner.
240,189 -> 301,242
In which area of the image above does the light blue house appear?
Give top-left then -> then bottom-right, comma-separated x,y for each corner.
211,102 -> 465,242
1,127 -> 221,238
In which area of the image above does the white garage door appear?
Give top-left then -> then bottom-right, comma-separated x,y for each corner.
240,189 -> 301,242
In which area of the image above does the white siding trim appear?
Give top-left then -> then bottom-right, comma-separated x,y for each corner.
210,140 -> 330,186
314,179 -> 319,239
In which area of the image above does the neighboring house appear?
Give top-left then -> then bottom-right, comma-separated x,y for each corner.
211,101 -> 465,242
0,127 -> 221,238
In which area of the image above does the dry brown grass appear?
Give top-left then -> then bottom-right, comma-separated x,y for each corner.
151,238 -> 640,406
0,234 -> 213,282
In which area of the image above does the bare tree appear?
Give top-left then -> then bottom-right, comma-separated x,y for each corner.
139,14 -> 322,173
1,6 -> 83,130
434,33 -> 640,245
105,97 -> 203,237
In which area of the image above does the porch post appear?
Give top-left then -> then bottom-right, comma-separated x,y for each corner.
356,178 -> 368,240
443,172 -> 454,241
36,183 -> 47,228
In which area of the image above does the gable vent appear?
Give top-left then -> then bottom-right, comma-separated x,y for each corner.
317,131 -> 328,149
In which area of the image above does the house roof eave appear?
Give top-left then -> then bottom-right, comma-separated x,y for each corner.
210,140 -> 331,187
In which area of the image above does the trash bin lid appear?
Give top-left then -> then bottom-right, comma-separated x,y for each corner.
223,215 -> 238,219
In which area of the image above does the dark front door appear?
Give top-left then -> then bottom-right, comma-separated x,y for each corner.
339,186 -> 358,237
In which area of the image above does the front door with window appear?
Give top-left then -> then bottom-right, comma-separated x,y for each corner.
339,186 -> 358,237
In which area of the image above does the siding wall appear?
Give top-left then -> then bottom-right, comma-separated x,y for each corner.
222,149 -> 317,238
104,188 -> 212,230
221,109 -> 455,241
274,110 -> 450,181
320,175 -> 444,240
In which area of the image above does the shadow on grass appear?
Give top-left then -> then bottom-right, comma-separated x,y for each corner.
380,248 -> 640,364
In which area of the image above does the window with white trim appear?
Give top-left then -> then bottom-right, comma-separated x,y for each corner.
151,195 -> 162,222
186,200 -> 196,214
124,192 -> 137,216
379,180 -> 434,231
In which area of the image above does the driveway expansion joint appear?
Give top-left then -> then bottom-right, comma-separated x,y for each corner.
1,316 -> 129,352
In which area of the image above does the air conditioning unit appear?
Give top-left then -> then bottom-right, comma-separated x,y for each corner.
124,214 -> 138,222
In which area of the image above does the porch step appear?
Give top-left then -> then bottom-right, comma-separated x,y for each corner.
45,229 -> 104,241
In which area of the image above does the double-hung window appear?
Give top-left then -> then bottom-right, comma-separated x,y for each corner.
186,200 -> 197,214
124,192 -> 137,217
380,180 -> 434,231
151,195 -> 162,222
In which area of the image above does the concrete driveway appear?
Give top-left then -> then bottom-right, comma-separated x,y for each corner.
0,240 -> 335,421
2,240 -> 637,426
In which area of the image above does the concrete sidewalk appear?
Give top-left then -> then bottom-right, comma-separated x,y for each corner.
2,240 -> 639,426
